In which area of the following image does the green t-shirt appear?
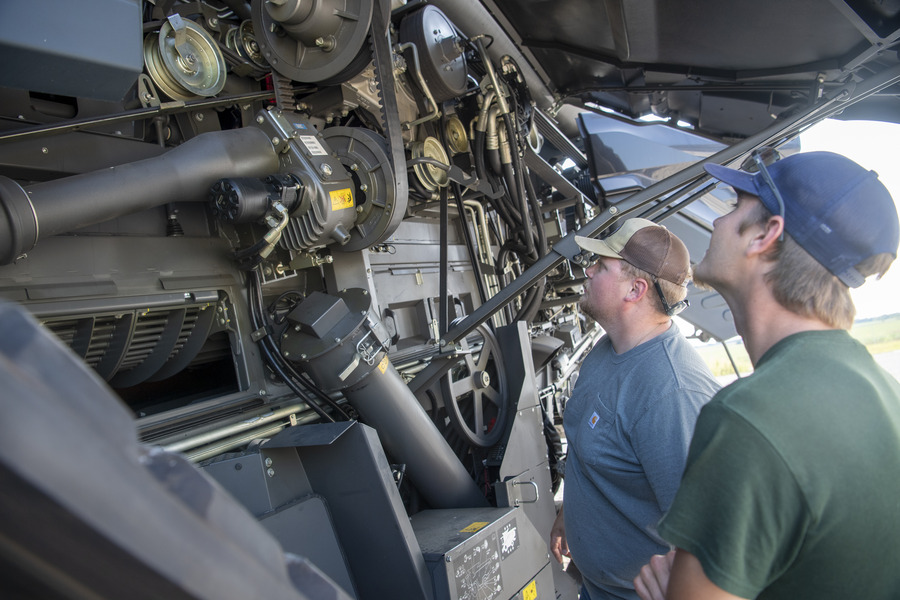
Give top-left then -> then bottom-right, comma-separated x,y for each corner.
658,330 -> 900,599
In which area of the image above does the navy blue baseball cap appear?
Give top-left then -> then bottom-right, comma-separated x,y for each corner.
704,151 -> 899,288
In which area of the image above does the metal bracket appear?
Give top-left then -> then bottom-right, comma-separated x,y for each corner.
166,14 -> 192,63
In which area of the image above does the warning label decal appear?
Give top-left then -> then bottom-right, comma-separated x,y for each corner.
330,188 -> 354,211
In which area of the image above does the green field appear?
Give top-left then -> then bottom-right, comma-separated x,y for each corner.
695,313 -> 900,377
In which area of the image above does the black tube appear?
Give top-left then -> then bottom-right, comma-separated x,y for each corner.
439,187 -> 449,337
0,127 -> 278,264
525,171 -> 548,253
489,174 -> 520,226
342,357 -> 488,509
503,113 -> 535,257
219,0 -> 252,21
487,147 -> 502,175
473,129 -> 489,183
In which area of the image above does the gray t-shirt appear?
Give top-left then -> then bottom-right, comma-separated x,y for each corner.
563,322 -> 719,600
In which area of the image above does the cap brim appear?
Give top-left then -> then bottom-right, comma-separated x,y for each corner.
704,163 -> 761,197
574,235 -> 622,259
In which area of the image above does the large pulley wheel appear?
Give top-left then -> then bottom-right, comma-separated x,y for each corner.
322,126 -> 405,251
399,5 -> 467,103
441,325 -> 508,447
251,0 -> 375,83
143,18 -> 227,100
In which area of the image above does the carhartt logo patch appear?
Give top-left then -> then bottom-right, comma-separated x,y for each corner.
589,411 -> 600,429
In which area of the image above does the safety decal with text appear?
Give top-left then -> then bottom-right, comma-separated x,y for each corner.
460,521 -> 489,533
377,355 -> 389,374
330,188 -> 354,211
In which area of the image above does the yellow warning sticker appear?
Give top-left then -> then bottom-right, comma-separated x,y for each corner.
378,355 -> 389,374
522,580 -> 537,600
330,188 -> 354,211
460,522 -> 489,533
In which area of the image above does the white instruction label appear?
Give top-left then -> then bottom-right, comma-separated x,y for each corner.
298,135 -> 328,156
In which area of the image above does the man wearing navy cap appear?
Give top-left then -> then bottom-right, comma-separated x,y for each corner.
634,151 -> 900,600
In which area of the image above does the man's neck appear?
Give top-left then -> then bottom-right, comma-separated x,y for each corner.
606,315 -> 671,355
723,287 -> 835,366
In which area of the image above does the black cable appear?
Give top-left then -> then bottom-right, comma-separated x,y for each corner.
268,290 -> 304,324
504,112 -> 535,258
436,114 -> 489,307
473,129 -> 491,184
501,162 -> 525,228
234,235 -> 269,260
248,270 -> 347,422
517,169 -> 549,324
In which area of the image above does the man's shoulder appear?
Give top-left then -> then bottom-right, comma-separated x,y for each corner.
657,332 -> 720,391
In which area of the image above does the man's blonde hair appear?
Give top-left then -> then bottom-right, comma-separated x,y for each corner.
740,201 -> 894,330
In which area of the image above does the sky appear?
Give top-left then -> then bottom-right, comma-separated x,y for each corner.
799,119 -> 900,320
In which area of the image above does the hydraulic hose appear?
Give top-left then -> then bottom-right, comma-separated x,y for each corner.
504,113 -> 535,257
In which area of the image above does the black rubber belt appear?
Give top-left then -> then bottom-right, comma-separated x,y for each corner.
370,0 -> 409,208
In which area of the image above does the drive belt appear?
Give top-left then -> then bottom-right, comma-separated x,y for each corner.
369,0 -> 409,208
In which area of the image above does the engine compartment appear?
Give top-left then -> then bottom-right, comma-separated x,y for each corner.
1,0 -> 896,598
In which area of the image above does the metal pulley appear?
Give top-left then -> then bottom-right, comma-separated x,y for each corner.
225,20 -> 268,68
398,5 -> 468,103
410,136 -> 450,190
250,0 -> 377,83
445,115 -> 469,154
322,126 -> 404,252
143,15 -> 227,100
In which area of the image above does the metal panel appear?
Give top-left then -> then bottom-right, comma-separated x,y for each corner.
268,422 -> 435,600
0,0 -> 143,101
411,506 -> 549,600
260,495 -> 357,598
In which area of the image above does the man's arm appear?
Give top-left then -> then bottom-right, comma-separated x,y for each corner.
634,549 -> 748,600
549,504 -> 569,563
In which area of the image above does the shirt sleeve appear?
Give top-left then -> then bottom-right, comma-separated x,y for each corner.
657,401 -> 811,599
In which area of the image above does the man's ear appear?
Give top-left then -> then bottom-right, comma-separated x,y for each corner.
626,277 -> 650,303
748,215 -> 784,257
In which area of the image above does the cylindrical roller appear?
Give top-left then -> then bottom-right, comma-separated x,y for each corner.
0,127 -> 278,264
282,289 -> 488,509
343,357 -> 489,509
